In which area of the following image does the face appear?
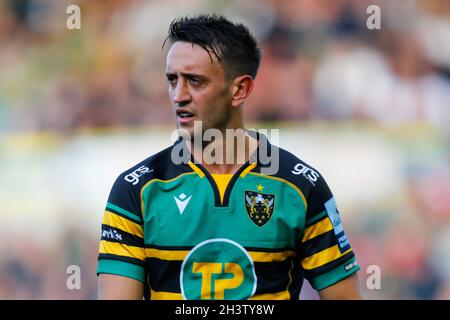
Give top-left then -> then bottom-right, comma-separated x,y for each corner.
165,41 -> 232,138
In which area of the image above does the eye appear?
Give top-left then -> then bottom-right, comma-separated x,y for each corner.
189,77 -> 200,85
166,75 -> 177,86
189,77 -> 205,88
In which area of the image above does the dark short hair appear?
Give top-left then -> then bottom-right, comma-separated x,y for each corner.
164,14 -> 261,79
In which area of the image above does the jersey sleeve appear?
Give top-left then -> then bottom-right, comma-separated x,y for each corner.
299,174 -> 360,291
96,173 -> 146,283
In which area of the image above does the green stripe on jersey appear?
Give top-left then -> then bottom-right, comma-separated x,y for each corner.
305,210 -> 328,227
310,256 -> 360,291
97,259 -> 145,283
107,202 -> 141,223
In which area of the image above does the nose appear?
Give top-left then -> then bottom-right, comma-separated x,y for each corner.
172,80 -> 191,106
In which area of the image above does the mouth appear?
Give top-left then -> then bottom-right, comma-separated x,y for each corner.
176,109 -> 195,124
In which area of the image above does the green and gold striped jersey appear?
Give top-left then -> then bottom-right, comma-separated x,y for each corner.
97,133 -> 360,300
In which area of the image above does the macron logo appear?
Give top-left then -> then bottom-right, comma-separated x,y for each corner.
174,193 -> 192,215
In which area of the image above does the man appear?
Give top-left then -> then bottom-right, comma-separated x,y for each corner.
97,14 -> 361,300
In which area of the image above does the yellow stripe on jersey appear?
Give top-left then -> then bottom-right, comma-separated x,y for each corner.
99,240 -> 146,261
301,217 -> 333,242
145,248 -> 190,261
188,161 -> 205,178
247,172 -> 307,211
240,163 -> 257,177
102,211 -> 143,238
250,291 -> 291,300
149,290 -> 291,300
150,290 -> 184,300
301,245 -> 352,270
248,250 -> 296,262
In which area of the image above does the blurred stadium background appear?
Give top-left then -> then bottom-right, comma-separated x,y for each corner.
0,0 -> 449,299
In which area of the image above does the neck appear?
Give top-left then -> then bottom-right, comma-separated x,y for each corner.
188,126 -> 258,175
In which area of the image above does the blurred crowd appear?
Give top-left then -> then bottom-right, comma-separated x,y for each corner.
1,0 -> 450,299
1,0 -> 449,132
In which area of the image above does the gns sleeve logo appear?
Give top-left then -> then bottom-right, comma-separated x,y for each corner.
124,165 -> 153,185
291,163 -> 319,186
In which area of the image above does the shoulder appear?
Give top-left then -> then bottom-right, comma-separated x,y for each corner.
258,143 -> 336,206
265,145 -> 336,216
269,145 -> 323,190
112,143 -> 191,193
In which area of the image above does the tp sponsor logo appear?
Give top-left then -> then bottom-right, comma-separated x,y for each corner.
180,238 -> 257,300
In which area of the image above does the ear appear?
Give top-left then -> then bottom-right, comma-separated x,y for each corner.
230,75 -> 254,108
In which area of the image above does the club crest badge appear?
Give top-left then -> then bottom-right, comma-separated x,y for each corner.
244,191 -> 275,227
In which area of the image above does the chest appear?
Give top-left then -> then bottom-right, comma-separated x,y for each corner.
141,173 -> 307,250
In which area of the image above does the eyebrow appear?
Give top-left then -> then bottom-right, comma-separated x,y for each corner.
165,72 -> 208,80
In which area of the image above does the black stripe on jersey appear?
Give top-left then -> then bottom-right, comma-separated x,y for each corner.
288,258 -> 303,300
146,257 -> 294,295
254,260 -> 292,294
303,251 -> 355,280
144,274 -> 151,300
245,246 -> 296,253
145,244 -> 296,253
300,230 -> 338,258
222,163 -> 254,206
98,253 -> 146,267
146,258 -> 182,293
105,206 -> 141,225
304,177 -> 333,223
101,224 -> 144,248
194,162 -> 222,206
